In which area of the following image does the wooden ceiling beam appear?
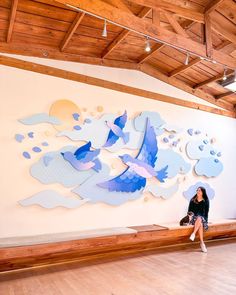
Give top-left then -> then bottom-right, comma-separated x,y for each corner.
60,12 -> 85,52
101,7 -> 151,59
152,8 -> 161,26
204,12 -> 213,58
104,0 -> 134,14
163,11 -> 189,37
7,0 -> 18,43
55,0 -> 236,69
0,43 -> 138,70
0,54 -> 235,118
211,12 -> 236,46
128,0 -> 204,23
216,91 -> 235,100
194,70 -> 234,89
205,0 -> 225,14
168,58 -> 201,77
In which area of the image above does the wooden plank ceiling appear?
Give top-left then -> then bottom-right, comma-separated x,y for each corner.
0,0 -> 236,112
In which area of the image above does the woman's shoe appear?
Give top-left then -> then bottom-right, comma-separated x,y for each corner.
200,242 -> 207,253
189,233 -> 195,241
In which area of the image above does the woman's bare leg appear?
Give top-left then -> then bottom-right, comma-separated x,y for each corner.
198,223 -> 204,243
193,217 -> 202,235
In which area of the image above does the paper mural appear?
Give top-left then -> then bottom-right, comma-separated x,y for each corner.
15,99 -> 223,209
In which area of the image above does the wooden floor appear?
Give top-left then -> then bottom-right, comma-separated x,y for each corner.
0,239 -> 235,295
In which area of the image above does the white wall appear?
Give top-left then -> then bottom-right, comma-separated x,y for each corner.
0,55 -> 236,238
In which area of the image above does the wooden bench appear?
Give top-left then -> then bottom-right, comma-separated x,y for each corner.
0,219 -> 235,272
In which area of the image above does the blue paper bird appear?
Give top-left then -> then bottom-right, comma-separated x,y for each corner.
98,119 -> 168,192
61,141 -> 101,172
103,111 -> 129,148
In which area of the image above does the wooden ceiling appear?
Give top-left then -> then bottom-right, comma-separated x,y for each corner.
0,0 -> 236,114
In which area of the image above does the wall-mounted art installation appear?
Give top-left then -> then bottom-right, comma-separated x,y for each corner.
15,97 -> 224,209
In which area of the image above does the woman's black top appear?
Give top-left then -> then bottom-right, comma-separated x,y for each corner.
188,198 -> 209,222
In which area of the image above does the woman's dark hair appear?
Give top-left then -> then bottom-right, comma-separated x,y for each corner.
192,187 -> 209,203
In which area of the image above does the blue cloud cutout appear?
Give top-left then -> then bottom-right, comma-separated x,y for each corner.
195,157 -> 223,177
19,190 -> 88,209
19,113 -> 61,125
155,149 -> 191,178
134,111 -> 165,135
145,181 -> 179,199
183,182 -> 215,201
30,146 -> 96,187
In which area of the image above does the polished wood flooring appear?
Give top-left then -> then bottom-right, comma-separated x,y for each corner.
0,239 -> 235,295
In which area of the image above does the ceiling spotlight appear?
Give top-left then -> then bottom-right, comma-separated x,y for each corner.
212,60 -> 217,64
145,37 -> 151,52
222,68 -> 227,81
102,20 -> 107,37
184,53 -> 189,65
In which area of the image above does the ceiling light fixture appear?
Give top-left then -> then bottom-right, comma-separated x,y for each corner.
145,37 -> 151,52
102,19 -> 107,37
184,53 -> 189,65
222,68 -> 227,81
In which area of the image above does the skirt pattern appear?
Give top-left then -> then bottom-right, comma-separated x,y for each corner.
190,215 -> 208,231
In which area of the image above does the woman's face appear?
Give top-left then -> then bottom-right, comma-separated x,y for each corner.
197,187 -> 203,198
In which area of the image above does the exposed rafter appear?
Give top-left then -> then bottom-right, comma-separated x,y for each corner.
168,58 -> 201,77
205,0 -> 226,14
60,12 -> 85,51
163,11 -> 189,37
7,0 -> 18,43
216,91 -> 235,100
204,12 -> 213,58
55,0 -> 236,69
128,0 -> 204,23
101,7 -> 151,59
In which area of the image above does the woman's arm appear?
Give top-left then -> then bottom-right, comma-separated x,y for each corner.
188,199 -> 194,213
204,199 -> 209,222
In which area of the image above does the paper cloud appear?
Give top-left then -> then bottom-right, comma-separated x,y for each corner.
19,190 -> 88,209
146,182 -> 179,199
30,146 -> 96,187
134,111 -> 165,135
155,149 -> 191,178
19,113 -> 61,125
186,139 -> 220,160
186,140 -> 223,177
72,164 -> 143,206
183,182 -> 215,201
195,157 -> 223,177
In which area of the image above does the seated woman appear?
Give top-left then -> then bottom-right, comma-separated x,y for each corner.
188,187 -> 209,253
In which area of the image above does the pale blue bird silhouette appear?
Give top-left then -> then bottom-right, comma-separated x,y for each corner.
103,110 -> 129,148
98,119 -> 168,192
61,141 -> 101,172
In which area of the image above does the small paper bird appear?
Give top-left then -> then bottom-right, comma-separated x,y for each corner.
98,119 -> 168,192
103,110 -> 129,147
61,141 -> 101,172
